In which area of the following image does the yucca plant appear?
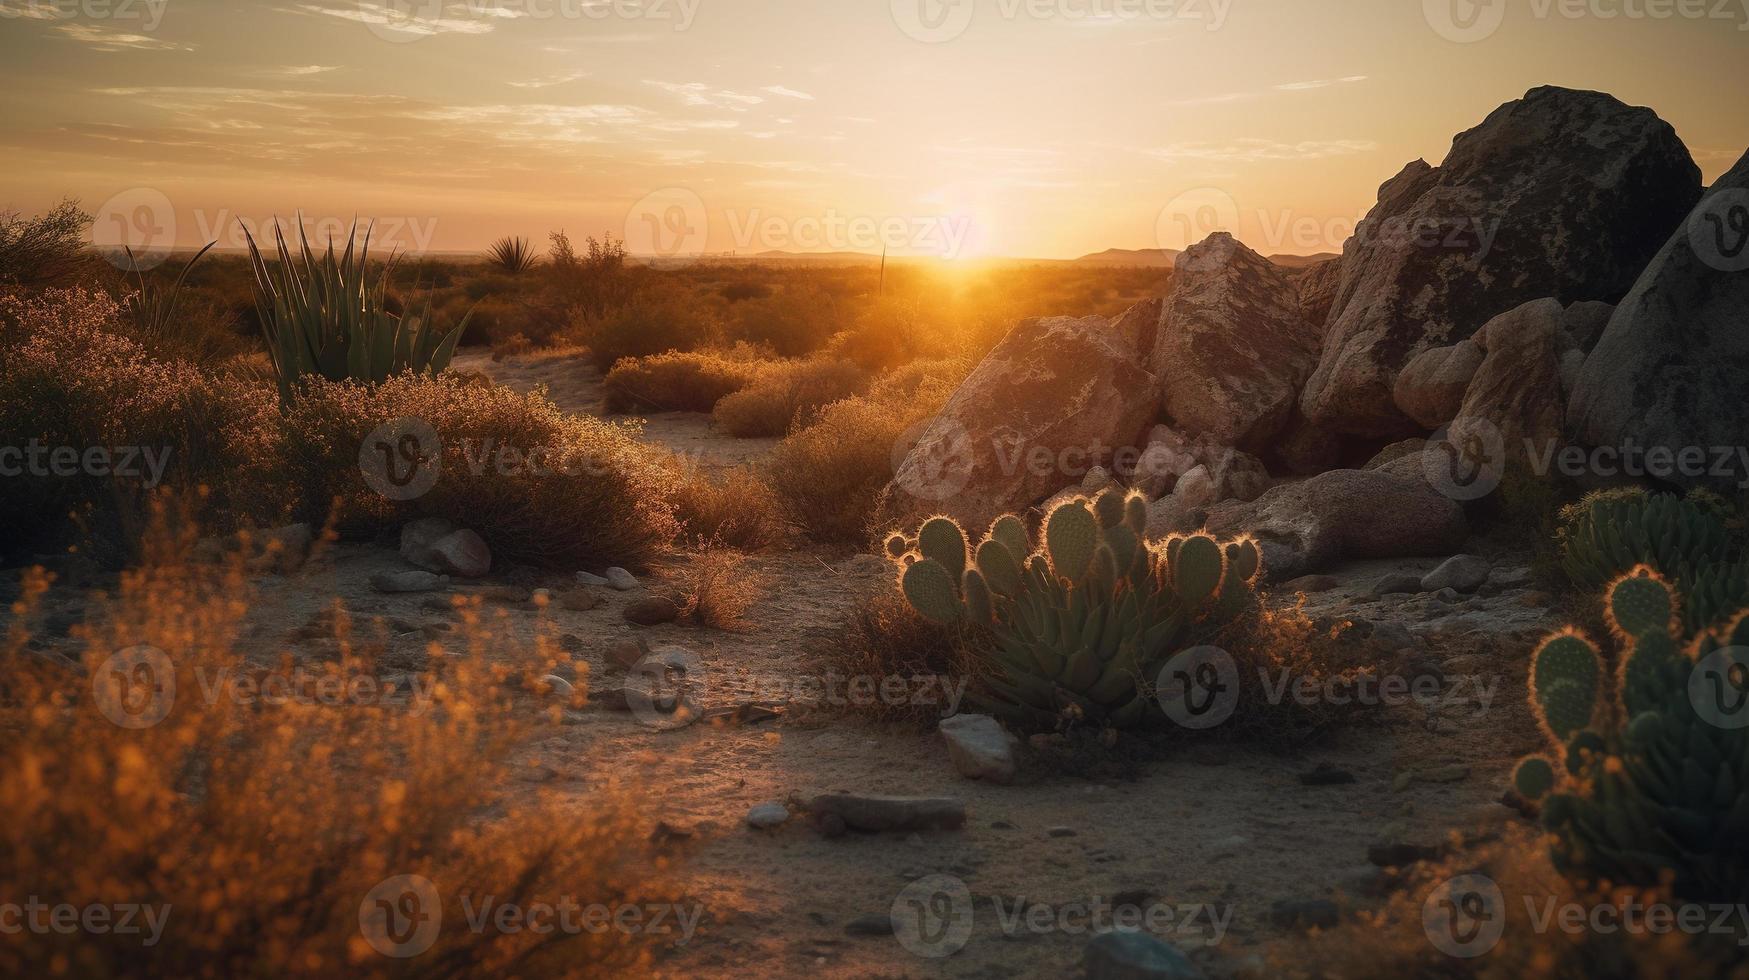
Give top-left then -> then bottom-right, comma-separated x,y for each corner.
123,241 -> 215,340
244,220 -> 468,403
487,235 -> 538,274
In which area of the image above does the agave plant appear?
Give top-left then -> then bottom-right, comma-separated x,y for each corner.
487,235 -> 538,274
245,220 -> 469,403
123,241 -> 215,340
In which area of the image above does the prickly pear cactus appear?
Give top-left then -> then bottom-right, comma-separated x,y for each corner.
1514,570 -> 1749,904
886,487 -> 1264,732
1558,488 -> 1749,633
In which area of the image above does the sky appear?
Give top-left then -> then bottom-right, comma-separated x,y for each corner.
0,0 -> 1745,260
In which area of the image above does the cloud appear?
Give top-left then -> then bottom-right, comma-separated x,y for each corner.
508,71 -> 589,89
1169,75 -> 1368,107
644,80 -> 764,110
761,86 -> 815,101
52,23 -> 190,52
270,65 -> 341,76
294,2 -> 508,38
1147,138 -> 1378,163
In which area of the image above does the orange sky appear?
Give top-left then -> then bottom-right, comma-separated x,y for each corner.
1,0 -> 1744,260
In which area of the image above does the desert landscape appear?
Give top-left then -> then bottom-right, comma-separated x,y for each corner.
3,2 -> 1748,978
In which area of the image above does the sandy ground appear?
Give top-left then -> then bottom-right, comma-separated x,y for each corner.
22,348 -> 1564,978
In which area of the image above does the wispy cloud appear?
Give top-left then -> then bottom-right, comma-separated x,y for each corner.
268,65 -> 341,76
761,85 -> 815,101
1147,138 -> 1378,163
508,71 -> 589,89
294,1 -> 509,38
53,23 -> 190,52
644,80 -> 764,110
1169,75 -> 1368,107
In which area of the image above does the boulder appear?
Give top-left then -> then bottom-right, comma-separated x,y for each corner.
1205,470 -> 1469,580
1560,300 -> 1615,354
1272,410 -> 1345,476
1568,148 -> 1749,492
1206,448 -> 1271,503
1145,464 -> 1216,538
399,517 -> 457,571
1365,438 -> 1427,471
1421,554 -> 1492,594
1450,298 -> 1575,455
1129,424 -> 1197,499
623,595 -> 680,626
1301,87 -> 1702,438
1391,339 -> 1484,429
882,310 -> 1158,531
1149,233 -> 1322,451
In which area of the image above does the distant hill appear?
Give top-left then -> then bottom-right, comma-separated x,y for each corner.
1071,247 -> 1340,269
1072,248 -> 1180,267
1266,252 -> 1340,269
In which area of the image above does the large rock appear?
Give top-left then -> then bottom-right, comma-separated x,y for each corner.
1391,339 -> 1484,429
1568,148 -> 1749,492
1149,233 -> 1322,452
938,714 -> 1018,784
1205,470 -> 1469,580
1296,256 -> 1344,334
1302,87 -> 1702,438
883,309 -> 1158,531
1451,298 -> 1575,455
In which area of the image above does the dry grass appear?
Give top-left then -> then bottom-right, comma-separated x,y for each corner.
576,289 -> 716,372
762,371 -> 957,543
710,357 -> 868,438
670,465 -> 792,552
675,545 -> 771,630
827,590 -> 979,727
280,372 -> 681,569
602,349 -> 763,414
0,517 -> 683,978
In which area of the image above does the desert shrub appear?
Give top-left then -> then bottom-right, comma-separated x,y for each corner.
762,378 -> 950,543
279,372 -> 679,569
547,231 -> 638,319
676,544 -> 771,630
823,297 -> 952,371
245,223 -> 467,402
602,350 -> 762,414
0,290 -> 286,563
0,532 -> 682,978
577,290 -> 714,373
0,197 -> 96,291
718,280 -> 772,302
489,332 -> 535,361
486,235 -> 538,274
723,285 -> 839,356
710,358 -> 868,438
829,590 -> 978,728
669,465 -> 791,552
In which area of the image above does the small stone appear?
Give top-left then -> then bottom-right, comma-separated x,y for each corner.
1367,841 -> 1443,867
939,714 -> 1018,785
576,571 -> 610,587
1299,763 -> 1356,786
623,596 -> 680,626
371,570 -> 449,594
1281,574 -> 1341,594
558,589 -> 602,611
479,585 -> 532,605
808,794 -> 966,833
844,914 -> 895,937
401,517 -> 458,570
649,821 -> 693,846
1420,554 -> 1491,594
1416,764 -> 1471,784
1084,930 -> 1204,980
426,529 -> 492,578
1488,566 -> 1535,589
538,675 -> 574,698
1433,587 -> 1461,603
605,567 -> 640,591
558,634 -> 585,653
606,640 -> 649,670
1371,573 -> 1424,596
746,802 -> 790,829
1047,827 -> 1077,838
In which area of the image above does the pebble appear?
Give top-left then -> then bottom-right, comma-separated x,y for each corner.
1299,763 -> 1356,786
746,802 -> 790,829
605,567 -> 640,591
623,596 -> 680,626
1371,573 -> 1425,596
844,914 -> 895,937
576,571 -> 611,587
939,714 -> 1019,784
